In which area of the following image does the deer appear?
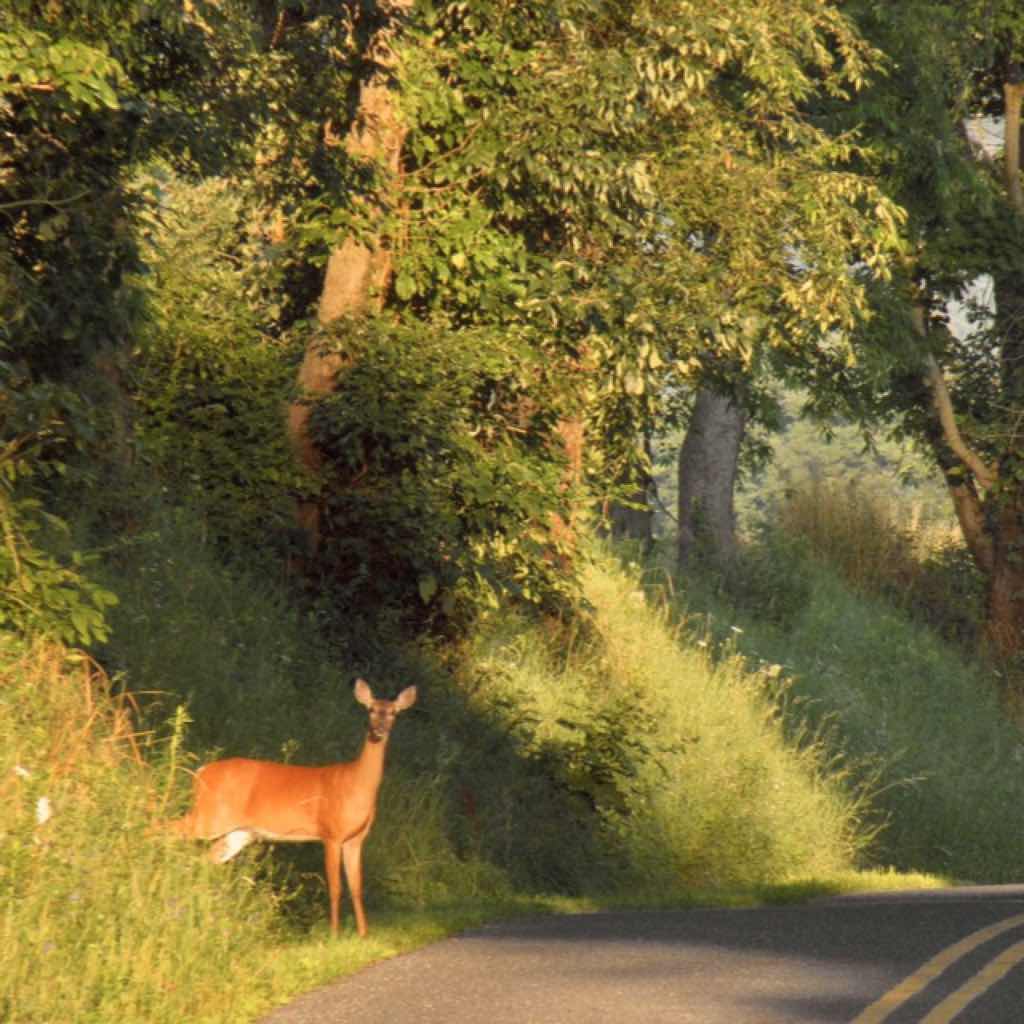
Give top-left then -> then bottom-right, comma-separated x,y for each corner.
168,679 -> 417,937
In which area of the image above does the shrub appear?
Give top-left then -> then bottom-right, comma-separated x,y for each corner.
128,177 -> 303,558
0,366 -> 118,646
308,316 -> 579,628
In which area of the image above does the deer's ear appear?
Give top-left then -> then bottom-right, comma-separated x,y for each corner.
353,678 -> 374,707
394,686 -> 418,712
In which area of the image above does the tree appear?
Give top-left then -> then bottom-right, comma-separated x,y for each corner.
676,390 -> 746,570
830,0 -> 1024,663
570,0 -> 903,571
1,0 -> 251,641
284,0 -> 414,556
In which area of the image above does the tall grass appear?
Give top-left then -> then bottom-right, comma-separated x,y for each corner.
6,503 -> 963,1023
99,513 -> 876,907
0,633 -> 523,1024
98,513 -> 519,914
461,557 -> 871,898
0,639 -> 288,1024
682,482 -> 1024,883
771,480 -> 983,644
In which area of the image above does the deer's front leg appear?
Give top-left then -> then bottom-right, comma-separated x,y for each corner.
324,839 -> 344,936
342,835 -> 367,938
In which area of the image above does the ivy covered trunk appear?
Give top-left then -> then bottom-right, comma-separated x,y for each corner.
286,0 -> 413,557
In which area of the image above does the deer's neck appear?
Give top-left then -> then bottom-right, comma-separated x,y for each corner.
350,732 -> 390,789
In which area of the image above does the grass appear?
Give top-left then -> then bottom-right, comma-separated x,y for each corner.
1,504 -> 959,1024
676,482 -> 1024,884
769,479 -> 983,645
0,640 -> 283,1024
0,636 -> 566,1024
531,559 -> 869,891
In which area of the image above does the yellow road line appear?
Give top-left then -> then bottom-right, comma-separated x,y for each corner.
851,912 -> 1024,1024
919,938 -> 1024,1023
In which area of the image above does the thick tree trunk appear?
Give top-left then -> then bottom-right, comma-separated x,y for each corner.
546,416 -> 585,563
287,0 -> 412,556
676,388 -> 746,572
987,268 -> 1024,658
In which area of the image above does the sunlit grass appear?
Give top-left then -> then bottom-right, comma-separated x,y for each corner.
459,554 -> 875,899
679,482 -> 1024,885
771,479 -> 983,644
4,504 -> 992,1024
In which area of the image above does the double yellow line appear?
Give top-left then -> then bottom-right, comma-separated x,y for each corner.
853,911 -> 1024,1023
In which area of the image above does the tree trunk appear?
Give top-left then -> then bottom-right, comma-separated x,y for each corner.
913,308 -> 996,575
987,494 -> 1024,659
286,0 -> 412,557
676,388 -> 746,572
987,265 -> 1024,658
605,435 -> 654,553
984,77 -> 1024,659
917,77 -> 1024,661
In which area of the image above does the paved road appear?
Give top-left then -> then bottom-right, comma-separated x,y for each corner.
259,886 -> 1024,1023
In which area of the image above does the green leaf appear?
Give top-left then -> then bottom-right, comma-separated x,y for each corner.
418,573 -> 438,604
395,271 -> 416,300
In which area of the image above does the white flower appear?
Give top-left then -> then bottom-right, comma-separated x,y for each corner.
36,797 -> 53,826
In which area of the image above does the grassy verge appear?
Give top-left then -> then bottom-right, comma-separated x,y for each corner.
676,484 -> 1024,883
2,513 -> 957,1023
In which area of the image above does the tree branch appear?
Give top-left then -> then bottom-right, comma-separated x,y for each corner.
1005,79 -> 1024,212
0,190 -> 90,213
913,305 -> 997,490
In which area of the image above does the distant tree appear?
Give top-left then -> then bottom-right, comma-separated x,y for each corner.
588,1 -> 903,571
676,390 -> 746,570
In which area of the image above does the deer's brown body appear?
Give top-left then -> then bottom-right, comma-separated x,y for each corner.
170,680 -> 416,936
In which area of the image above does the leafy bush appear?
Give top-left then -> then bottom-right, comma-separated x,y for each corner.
308,316 -> 579,627
0,367 -> 118,646
716,529 -> 815,629
128,177 -> 304,556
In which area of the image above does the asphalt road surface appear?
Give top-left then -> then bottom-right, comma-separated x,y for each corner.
259,886 -> 1024,1024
